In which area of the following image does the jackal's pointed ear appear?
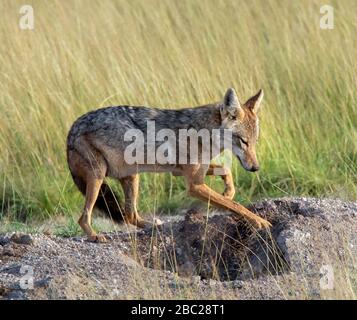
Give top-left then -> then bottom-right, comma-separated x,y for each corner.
244,89 -> 264,113
221,88 -> 241,119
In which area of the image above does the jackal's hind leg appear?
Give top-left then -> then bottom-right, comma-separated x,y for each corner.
119,174 -> 161,228
78,177 -> 107,243
206,164 -> 235,200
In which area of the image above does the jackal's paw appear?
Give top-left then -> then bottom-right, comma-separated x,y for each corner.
136,218 -> 163,229
223,188 -> 235,200
87,234 -> 107,243
250,216 -> 272,230
153,218 -> 163,226
134,219 -> 151,229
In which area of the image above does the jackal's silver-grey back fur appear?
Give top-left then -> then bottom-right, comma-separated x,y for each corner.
67,104 -> 221,150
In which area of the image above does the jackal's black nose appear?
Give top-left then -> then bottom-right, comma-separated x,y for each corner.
250,165 -> 260,172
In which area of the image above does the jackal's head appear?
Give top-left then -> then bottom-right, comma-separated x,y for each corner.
220,88 -> 264,172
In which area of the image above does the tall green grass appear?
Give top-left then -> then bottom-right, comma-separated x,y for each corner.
0,0 -> 356,223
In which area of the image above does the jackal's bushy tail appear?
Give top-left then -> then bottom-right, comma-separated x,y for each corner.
72,175 -> 124,224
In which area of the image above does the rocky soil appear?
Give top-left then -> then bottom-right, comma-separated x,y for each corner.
1,197 -> 357,300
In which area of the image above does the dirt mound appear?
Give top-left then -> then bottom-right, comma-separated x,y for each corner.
1,197 -> 357,299
118,208 -> 282,281
118,197 -> 357,283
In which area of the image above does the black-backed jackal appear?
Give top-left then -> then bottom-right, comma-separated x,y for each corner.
67,88 -> 271,242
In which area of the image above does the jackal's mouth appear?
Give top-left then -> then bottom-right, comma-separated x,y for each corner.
235,155 -> 259,172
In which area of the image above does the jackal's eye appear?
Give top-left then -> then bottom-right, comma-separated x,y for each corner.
239,137 -> 248,146
228,115 -> 237,121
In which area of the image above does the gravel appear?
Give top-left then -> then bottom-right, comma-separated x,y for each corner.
1,197 -> 356,300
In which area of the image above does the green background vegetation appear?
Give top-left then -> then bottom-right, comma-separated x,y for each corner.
0,0 -> 356,228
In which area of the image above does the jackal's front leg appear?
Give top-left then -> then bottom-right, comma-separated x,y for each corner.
206,164 -> 235,200
175,164 -> 236,199
187,182 -> 271,229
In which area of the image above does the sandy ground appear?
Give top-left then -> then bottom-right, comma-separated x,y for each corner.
1,197 -> 357,300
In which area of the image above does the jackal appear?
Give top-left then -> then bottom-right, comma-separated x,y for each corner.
67,88 -> 271,242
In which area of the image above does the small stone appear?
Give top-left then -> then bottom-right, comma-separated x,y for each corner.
10,233 -> 34,245
209,279 -> 218,286
175,247 -> 182,256
0,264 -> 22,275
6,290 -> 26,300
2,246 -> 15,256
232,280 -> 243,289
34,277 -> 52,288
0,236 -> 10,246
